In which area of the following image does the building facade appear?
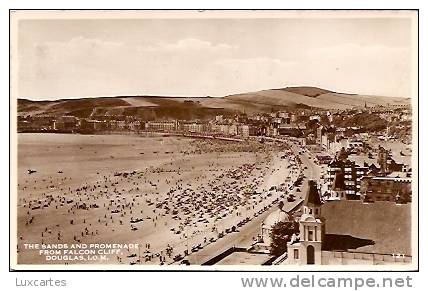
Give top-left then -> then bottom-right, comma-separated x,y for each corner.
360,174 -> 412,203
325,159 -> 358,199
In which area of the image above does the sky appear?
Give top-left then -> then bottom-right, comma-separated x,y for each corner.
15,12 -> 416,100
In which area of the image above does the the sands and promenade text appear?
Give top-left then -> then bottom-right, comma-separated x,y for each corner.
23,243 -> 139,262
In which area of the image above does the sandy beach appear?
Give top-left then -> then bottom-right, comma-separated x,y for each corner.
17,133 -> 297,265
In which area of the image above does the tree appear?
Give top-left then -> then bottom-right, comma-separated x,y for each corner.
270,220 -> 299,257
333,112 -> 388,132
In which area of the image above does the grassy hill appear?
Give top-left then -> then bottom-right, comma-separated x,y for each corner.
275,86 -> 333,97
18,86 -> 411,119
18,96 -> 233,120
225,86 -> 410,110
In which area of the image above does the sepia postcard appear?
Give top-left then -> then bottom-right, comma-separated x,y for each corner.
9,10 -> 418,271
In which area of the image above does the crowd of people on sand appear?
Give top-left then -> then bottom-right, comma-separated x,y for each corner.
18,138 -> 300,265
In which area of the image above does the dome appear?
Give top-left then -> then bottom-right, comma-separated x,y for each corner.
300,213 -> 317,222
263,209 -> 290,228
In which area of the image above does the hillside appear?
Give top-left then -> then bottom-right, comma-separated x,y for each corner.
17,96 -> 233,120
225,86 -> 410,110
17,86 -> 411,119
275,86 -> 333,97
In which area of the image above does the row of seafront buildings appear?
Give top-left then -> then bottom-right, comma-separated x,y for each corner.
17,113 -> 301,137
15,106 -> 338,137
18,115 -> 147,133
18,103 -> 411,138
15,113 -> 351,138
142,120 -> 259,137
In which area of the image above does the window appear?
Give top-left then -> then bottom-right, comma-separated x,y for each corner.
308,230 -> 314,241
294,249 -> 299,259
315,209 -> 319,215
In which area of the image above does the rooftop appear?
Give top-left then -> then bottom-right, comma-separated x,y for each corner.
332,172 -> 345,191
387,171 -> 411,178
322,200 -> 411,255
304,180 -> 322,206
216,251 -> 273,265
